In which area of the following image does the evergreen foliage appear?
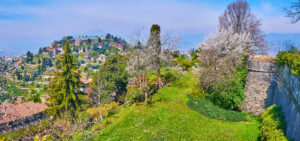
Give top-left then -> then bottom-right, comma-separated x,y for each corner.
26,51 -> 34,63
47,41 -> 81,118
146,24 -> 163,87
90,54 -> 128,105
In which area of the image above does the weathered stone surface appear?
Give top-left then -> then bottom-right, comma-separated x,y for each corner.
241,59 -> 277,115
243,56 -> 300,140
273,66 -> 300,141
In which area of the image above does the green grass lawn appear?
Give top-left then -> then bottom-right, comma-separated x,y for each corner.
89,72 -> 261,141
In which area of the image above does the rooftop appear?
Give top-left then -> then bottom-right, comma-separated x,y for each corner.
0,101 -> 47,124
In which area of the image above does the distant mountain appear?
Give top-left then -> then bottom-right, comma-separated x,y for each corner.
180,33 -> 300,55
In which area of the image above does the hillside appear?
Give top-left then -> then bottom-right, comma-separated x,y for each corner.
0,34 -> 127,103
74,72 -> 261,140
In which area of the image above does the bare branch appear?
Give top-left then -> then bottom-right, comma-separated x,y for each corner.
284,1 -> 300,23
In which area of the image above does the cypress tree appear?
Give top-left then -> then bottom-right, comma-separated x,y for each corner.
48,41 -> 81,118
146,24 -> 163,87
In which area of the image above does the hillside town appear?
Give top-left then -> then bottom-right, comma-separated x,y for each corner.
0,34 -> 127,103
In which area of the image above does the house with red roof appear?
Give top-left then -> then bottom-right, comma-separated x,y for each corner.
0,101 -> 48,133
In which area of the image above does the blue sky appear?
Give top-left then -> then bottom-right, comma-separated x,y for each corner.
0,0 -> 299,56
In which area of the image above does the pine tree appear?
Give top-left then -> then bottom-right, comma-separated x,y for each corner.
48,41 -> 81,118
146,24 -> 163,87
38,48 -> 43,54
26,51 -> 33,63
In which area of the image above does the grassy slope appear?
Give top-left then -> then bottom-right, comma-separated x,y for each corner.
94,72 -> 261,141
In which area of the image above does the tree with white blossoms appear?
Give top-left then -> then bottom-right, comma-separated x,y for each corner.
195,26 -> 254,92
219,0 -> 266,53
193,26 -> 254,109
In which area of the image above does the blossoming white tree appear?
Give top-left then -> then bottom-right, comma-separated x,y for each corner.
195,26 -> 254,90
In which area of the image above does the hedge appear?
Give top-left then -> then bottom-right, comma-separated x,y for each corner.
187,96 -> 247,122
260,105 -> 288,141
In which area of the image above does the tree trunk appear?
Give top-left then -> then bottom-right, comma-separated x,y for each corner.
145,91 -> 148,105
157,67 -> 163,88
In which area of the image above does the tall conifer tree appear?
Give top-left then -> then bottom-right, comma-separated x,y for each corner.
146,24 -> 163,87
48,41 -> 81,118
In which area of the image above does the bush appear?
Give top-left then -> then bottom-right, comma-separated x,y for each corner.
260,105 -> 288,141
174,57 -> 194,71
26,89 -> 42,103
191,85 -> 207,99
126,86 -> 145,103
86,102 -> 118,121
206,66 -> 248,110
277,51 -> 300,76
161,68 -> 181,85
187,95 -> 247,122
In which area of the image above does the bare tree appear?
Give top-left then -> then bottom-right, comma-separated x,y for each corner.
127,27 -> 148,89
126,28 -> 153,105
284,0 -> 300,23
127,27 -> 181,105
219,0 -> 265,52
160,33 -> 181,70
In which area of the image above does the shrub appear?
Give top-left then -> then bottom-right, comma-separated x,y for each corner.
33,135 -> 53,141
174,57 -> 194,71
187,95 -> 247,122
206,66 -> 248,110
86,102 -> 118,121
26,89 -> 42,103
260,105 -> 288,141
191,85 -> 207,99
126,86 -> 145,103
103,102 -> 118,117
277,51 -> 300,76
161,68 -> 181,85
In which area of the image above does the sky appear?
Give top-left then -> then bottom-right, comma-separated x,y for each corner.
0,0 -> 300,56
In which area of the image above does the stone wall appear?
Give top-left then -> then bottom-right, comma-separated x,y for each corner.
242,57 -> 300,140
272,66 -> 300,140
241,59 -> 278,115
